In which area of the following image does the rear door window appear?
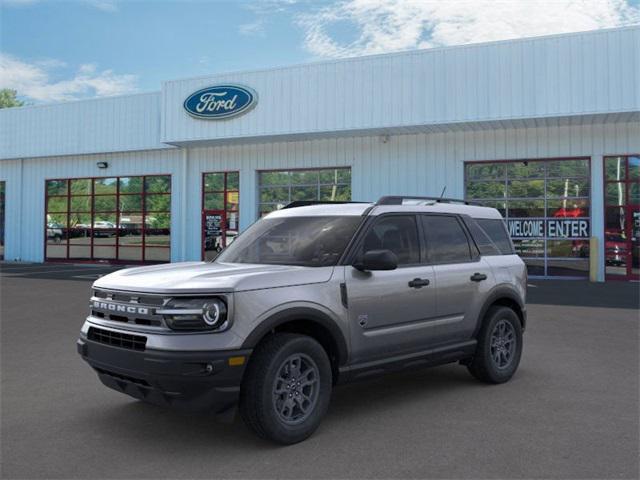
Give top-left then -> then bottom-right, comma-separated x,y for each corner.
421,215 -> 473,264
476,218 -> 515,254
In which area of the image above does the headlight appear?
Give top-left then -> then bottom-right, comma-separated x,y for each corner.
158,297 -> 229,331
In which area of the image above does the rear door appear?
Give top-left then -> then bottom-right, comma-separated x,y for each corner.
345,214 -> 437,363
420,214 -> 492,342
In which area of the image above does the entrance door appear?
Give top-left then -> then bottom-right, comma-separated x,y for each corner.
604,156 -> 639,280
202,172 -> 240,261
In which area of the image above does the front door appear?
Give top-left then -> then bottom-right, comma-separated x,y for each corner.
604,155 -> 639,280
202,171 -> 240,261
345,214 -> 437,363
202,210 -> 226,261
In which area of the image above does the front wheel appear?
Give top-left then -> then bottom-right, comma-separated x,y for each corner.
239,333 -> 332,444
467,306 -> 523,384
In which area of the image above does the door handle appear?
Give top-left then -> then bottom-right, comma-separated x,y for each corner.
408,278 -> 430,288
470,272 -> 487,282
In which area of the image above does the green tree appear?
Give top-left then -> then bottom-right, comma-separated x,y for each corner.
0,89 -> 24,109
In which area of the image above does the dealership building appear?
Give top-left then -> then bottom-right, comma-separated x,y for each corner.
0,26 -> 638,281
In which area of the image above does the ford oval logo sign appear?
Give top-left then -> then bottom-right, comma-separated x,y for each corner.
183,84 -> 257,120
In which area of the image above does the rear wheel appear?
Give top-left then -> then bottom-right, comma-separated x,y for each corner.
467,306 -> 523,384
239,333 -> 332,444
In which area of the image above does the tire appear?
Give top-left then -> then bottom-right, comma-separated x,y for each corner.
239,333 -> 332,445
467,306 -> 523,384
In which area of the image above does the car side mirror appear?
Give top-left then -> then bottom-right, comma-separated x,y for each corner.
353,249 -> 398,271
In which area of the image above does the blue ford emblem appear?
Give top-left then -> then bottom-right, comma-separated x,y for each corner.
183,84 -> 257,120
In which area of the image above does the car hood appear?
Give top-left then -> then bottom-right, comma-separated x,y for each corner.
93,261 -> 335,294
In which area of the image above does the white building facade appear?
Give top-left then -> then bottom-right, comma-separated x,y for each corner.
1,27 -> 638,281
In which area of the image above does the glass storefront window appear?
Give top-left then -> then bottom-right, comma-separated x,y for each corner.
45,175 -> 171,263
465,158 -> 590,277
258,168 -> 351,216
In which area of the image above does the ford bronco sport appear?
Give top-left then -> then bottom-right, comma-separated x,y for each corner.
78,196 -> 526,444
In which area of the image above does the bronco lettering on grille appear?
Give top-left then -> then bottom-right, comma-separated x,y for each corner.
91,300 -> 150,315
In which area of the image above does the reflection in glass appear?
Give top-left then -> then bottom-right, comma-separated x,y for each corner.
507,200 -> 544,218
204,173 -> 224,191
606,183 -> 626,206
546,179 -> 589,198
605,157 -> 625,181
70,196 -> 91,212
547,260 -> 589,277
507,180 -> 545,198
93,195 -> 117,212
547,240 -> 589,258
118,247 -> 143,261
506,161 -> 545,178
204,193 -> 224,210
145,176 -> 171,193
70,179 -> 91,194
548,199 -> 589,218
46,180 -> 67,196
69,245 -> 91,259
465,181 -> 506,199
546,159 -> 589,178
466,163 -> 506,180
145,247 -> 170,262
47,197 -> 68,213
119,177 -> 143,193
93,178 -> 117,194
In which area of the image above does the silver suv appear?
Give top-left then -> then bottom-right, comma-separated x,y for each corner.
77,196 -> 527,444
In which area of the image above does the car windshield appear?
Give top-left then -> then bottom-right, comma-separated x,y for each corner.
216,215 -> 362,267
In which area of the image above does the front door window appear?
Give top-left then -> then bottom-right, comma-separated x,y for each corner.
202,172 -> 239,261
604,155 -> 639,280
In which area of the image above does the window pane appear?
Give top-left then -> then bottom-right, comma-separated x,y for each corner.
145,176 -> 171,193
46,226 -> 66,244
260,171 -> 290,186
93,195 -> 117,212
93,229 -> 117,245
547,179 -> 589,197
145,230 -> 171,247
630,183 -> 639,205
94,178 -> 117,194
507,161 -> 545,178
319,168 -> 351,184
46,244 -> 67,258
146,213 -> 170,229
260,187 -> 289,204
145,247 -> 170,262
46,180 -> 67,196
291,186 -> 317,201
69,213 -> 91,229
422,215 -> 471,264
70,196 -> 91,212
118,228 -> 143,247
605,207 -> 626,233
291,170 -> 319,185
145,194 -> 170,212
605,157 -> 626,181
548,199 -> 589,218
119,194 -> 142,211
204,193 -> 224,210
70,179 -> 91,194
546,159 -> 589,178
93,213 -> 116,227
46,213 -> 68,229
629,156 -> 639,180
93,245 -> 116,260
227,172 -> 240,190
226,191 -> 239,211
320,185 -> 351,201
68,245 -> 91,259
507,180 -> 545,198
465,163 -> 505,180
466,181 -> 506,199
47,196 -> 68,213
512,239 -> 544,257
508,200 -> 544,218
204,173 -> 225,191
119,177 -> 143,193
606,183 -> 626,206
118,247 -> 143,261
547,240 -> 589,258
547,259 -> 588,277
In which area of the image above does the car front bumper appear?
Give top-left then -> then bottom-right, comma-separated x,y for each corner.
77,335 -> 252,415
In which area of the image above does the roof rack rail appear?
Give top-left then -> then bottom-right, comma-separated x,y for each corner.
282,200 -> 369,209
376,195 -> 479,206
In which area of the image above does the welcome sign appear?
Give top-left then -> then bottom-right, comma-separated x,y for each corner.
184,84 -> 257,120
507,219 -> 590,238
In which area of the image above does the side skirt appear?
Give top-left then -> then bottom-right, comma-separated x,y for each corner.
337,339 -> 477,384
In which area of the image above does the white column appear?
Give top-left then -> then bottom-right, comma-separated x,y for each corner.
239,169 -> 257,231
590,155 -> 605,282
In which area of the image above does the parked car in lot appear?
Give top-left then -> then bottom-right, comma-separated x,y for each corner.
92,221 -> 116,237
78,196 -> 527,444
46,222 -> 64,243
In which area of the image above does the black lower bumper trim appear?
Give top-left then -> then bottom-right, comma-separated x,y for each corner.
77,337 -> 252,413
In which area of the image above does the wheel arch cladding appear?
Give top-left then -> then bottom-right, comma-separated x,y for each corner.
242,307 -> 348,379
476,287 -> 526,335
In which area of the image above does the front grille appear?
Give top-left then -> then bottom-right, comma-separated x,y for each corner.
88,326 -> 147,351
90,288 -> 167,328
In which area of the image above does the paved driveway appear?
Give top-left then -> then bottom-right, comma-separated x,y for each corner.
1,263 -> 638,479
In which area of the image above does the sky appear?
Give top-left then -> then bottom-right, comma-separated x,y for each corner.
1,0 -> 639,104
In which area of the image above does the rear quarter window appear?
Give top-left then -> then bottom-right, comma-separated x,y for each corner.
474,218 -> 515,255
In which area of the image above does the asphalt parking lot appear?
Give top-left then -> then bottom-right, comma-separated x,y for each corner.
1,262 -> 638,479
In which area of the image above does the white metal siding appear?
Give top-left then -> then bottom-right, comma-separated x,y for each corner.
0,92 -> 168,160
162,27 -> 640,145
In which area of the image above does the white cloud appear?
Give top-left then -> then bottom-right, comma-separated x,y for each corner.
239,18 -> 266,36
297,0 -> 640,58
0,53 -> 138,102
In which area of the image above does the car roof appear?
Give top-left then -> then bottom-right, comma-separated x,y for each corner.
265,202 -> 503,220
